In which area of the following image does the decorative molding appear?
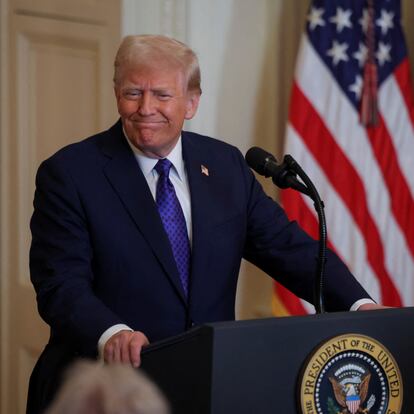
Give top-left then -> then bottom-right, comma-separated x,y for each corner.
16,31 -> 34,286
15,29 -> 101,286
0,0 -> 11,411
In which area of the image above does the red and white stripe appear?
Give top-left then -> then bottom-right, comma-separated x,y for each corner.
275,34 -> 414,313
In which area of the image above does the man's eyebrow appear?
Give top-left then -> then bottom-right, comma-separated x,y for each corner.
152,88 -> 174,93
121,85 -> 174,91
120,85 -> 140,91
122,83 -> 141,88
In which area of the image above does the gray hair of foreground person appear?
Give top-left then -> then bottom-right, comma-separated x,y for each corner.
45,360 -> 170,414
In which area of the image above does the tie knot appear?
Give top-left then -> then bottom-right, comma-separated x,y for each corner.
154,158 -> 172,176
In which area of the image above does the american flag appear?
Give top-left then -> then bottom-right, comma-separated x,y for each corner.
273,0 -> 414,315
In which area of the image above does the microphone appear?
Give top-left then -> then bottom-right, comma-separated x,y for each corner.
245,146 -> 327,314
245,147 -> 310,196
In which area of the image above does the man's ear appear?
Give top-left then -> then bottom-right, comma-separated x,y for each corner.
184,92 -> 201,120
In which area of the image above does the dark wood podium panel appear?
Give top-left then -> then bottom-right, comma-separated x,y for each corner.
140,308 -> 414,414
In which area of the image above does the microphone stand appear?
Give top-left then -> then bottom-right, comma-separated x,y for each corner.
276,155 -> 327,314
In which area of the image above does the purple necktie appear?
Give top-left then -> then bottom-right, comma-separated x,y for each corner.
154,159 -> 191,297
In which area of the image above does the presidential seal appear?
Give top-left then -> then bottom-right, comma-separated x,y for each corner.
299,334 -> 403,414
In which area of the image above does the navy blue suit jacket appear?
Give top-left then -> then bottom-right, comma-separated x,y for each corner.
27,120 -> 370,412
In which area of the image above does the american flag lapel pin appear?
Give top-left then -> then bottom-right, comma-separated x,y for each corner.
201,164 -> 209,176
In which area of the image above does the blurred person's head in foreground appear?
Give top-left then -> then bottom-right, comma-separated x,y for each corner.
45,360 -> 170,414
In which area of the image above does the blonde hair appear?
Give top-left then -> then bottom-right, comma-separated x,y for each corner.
45,361 -> 170,414
114,35 -> 201,94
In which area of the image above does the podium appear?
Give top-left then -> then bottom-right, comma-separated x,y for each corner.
141,308 -> 414,413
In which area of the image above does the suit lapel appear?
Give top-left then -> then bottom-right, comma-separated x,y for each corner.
100,123 -> 188,305
182,132 -> 217,296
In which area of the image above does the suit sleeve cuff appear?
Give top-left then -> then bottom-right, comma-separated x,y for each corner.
350,298 -> 376,311
98,324 -> 133,358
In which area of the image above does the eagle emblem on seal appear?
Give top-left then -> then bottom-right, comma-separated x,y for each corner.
329,371 -> 371,414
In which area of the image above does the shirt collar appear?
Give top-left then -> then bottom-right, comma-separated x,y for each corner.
123,129 -> 185,181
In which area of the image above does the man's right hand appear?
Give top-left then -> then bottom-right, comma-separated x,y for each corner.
103,330 -> 149,368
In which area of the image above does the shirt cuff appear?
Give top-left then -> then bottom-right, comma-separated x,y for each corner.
97,324 -> 133,358
350,298 -> 376,311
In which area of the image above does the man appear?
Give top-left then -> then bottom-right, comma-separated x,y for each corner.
28,35 -> 377,413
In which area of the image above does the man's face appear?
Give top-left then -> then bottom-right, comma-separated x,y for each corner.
115,64 -> 200,158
